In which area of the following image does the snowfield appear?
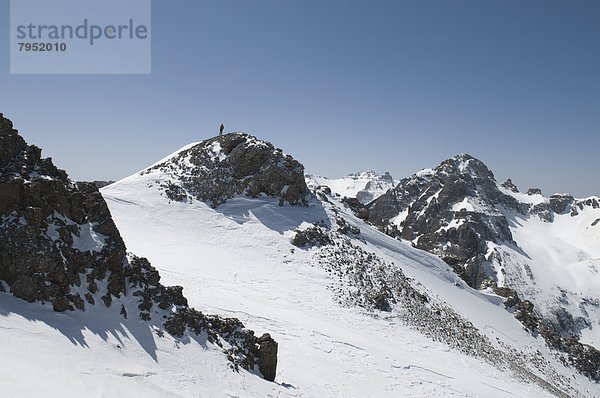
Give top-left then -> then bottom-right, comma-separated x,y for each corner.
94,162 -> 599,397
3,137 -> 599,397
495,190 -> 600,349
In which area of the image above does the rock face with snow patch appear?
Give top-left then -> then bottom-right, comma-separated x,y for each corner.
143,133 -> 308,207
0,114 -> 277,380
0,114 -> 127,310
365,153 -> 600,380
368,154 -> 520,289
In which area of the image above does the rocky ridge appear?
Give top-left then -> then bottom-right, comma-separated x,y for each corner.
142,133 -> 308,207
368,154 -> 521,288
290,186 -> 583,397
363,153 -> 600,382
0,114 -> 277,381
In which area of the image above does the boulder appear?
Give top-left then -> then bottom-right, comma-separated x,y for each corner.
257,333 -> 278,382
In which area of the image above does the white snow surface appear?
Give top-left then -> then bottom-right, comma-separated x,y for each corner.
72,222 -> 108,253
3,140 -> 599,397
0,293 -> 280,398
496,201 -> 600,348
85,167 -> 600,397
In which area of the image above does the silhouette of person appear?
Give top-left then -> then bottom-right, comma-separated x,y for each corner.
219,123 -> 224,136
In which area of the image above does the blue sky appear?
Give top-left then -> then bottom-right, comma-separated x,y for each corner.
1,0 -> 599,196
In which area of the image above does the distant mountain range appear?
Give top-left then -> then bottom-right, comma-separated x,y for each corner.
306,170 -> 397,204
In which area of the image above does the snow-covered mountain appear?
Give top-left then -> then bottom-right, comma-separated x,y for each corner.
0,115 -> 278,397
367,154 -> 600,378
306,170 -> 396,204
101,135 -> 600,397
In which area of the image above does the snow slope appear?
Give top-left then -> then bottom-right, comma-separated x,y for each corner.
99,156 -> 599,397
496,190 -> 600,347
0,292 -> 282,398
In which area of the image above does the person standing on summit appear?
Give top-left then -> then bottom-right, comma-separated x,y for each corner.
219,123 -> 224,136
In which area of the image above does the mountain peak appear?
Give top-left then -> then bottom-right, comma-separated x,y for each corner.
436,153 -> 495,180
1,114 -> 278,381
141,132 -> 308,207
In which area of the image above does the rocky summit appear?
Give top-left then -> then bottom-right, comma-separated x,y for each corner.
367,153 -> 599,292
368,154 -> 521,289
0,114 -> 278,381
364,153 -> 600,381
142,133 -> 308,207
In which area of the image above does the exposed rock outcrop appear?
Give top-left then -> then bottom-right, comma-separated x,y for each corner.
368,154 -> 519,289
143,133 -> 308,207
0,114 -> 277,380
363,152 -> 600,381
0,114 -> 126,310
501,178 -> 519,193
256,333 -> 278,382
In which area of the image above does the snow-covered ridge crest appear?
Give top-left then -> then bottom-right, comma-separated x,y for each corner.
0,114 -> 279,390
104,164 -> 599,396
139,132 -> 308,207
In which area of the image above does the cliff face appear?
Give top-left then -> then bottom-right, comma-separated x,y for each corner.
0,113 -> 277,381
367,154 -> 521,289
0,114 -> 126,310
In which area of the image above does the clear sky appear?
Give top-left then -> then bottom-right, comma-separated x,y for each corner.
1,0 -> 598,197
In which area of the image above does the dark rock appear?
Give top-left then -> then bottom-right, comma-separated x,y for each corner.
370,290 -> 391,311
587,198 -> 599,209
89,180 -> 114,189
526,188 -> 542,196
101,293 -> 112,307
257,333 -> 278,382
531,203 -> 554,222
0,114 -> 127,312
367,155 -> 518,289
292,225 -> 332,247
341,197 -> 369,220
88,280 -> 98,294
514,300 -> 537,332
335,217 -> 360,236
52,298 -> 71,312
501,179 -> 519,193
71,294 -> 85,310
143,133 -> 308,207
493,286 -> 600,381
548,194 -> 574,214
140,312 -> 151,321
